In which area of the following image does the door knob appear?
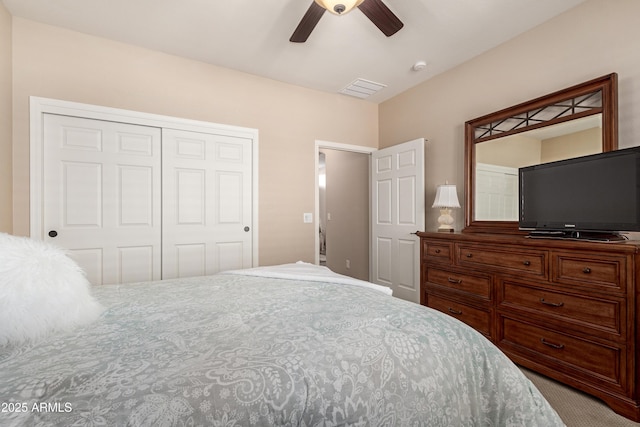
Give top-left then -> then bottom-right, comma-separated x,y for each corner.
48,230 -> 58,238
244,226 -> 250,232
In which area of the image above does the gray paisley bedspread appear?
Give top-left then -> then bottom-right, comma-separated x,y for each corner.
0,269 -> 564,426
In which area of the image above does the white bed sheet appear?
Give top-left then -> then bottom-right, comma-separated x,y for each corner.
223,261 -> 393,295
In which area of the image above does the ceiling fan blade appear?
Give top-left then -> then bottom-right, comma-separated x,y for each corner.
290,2 -> 326,43
357,0 -> 403,37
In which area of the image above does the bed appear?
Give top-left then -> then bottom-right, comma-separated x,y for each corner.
0,236 -> 564,426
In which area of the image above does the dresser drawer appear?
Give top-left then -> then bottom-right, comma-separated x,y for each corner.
423,240 -> 453,264
499,280 -> 623,338
427,294 -> 491,337
427,267 -> 491,299
552,252 -> 626,293
500,317 -> 625,390
456,243 -> 547,278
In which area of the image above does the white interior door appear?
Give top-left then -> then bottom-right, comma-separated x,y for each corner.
43,114 -> 162,285
475,163 -> 518,221
371,138 -> 425,302
162,128 -> 253,278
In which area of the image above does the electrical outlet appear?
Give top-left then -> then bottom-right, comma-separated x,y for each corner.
346,259 -> 350,269
303,213 -> 313,223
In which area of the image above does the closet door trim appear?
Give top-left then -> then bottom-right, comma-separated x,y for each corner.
29,96 -> 259,267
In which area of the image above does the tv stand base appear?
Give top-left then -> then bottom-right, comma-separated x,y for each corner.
526,230 -> 626,242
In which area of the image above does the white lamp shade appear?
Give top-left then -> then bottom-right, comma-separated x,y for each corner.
315,0 -> 364,14
432,184 -> 461,208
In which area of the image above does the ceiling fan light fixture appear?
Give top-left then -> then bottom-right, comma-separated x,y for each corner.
315,0 -> 364,15
291,0 -> 403,43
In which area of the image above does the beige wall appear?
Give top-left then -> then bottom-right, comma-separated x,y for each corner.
541,127 -> 601,163
476,127 -> 601,168
476,135 -> 541,169
10,18 -> 378,265
0,3 -> 11,233
380,0 -> 640,231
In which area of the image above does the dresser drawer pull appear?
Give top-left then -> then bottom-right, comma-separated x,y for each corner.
466,253 -> 473,258
540,298 -> 564,307
583,267 -> 592,274
447,277 -> 462,284
448,308 -> 462,315
523,260 -> 531,266
434,249 -> 441,254
541,338 -> 565,350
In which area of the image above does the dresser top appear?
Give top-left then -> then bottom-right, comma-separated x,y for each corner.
417,231 -> 640,254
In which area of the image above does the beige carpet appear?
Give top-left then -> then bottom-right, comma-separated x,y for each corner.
521,366 -> 640,426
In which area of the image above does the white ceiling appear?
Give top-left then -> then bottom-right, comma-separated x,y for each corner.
2,0 -> 586,103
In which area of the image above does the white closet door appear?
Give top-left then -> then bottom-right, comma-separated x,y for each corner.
162,129 -> 253,278
475,163 -> 518,221
43,114 -> 162,285
371,138 -> 425,302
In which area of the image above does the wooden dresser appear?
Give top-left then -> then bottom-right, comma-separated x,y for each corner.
418,231 -> 640,421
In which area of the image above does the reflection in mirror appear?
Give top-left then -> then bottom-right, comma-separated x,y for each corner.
474,115 -> 602,221
464,73 -> 617,234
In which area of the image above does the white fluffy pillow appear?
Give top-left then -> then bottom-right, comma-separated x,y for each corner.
0,233 -> 104,345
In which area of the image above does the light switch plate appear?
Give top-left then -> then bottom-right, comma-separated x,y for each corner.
303,213 -> 313,223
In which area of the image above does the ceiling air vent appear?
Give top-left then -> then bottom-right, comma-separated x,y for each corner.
340,78 -> 386,99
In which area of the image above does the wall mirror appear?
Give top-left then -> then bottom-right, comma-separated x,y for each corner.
464,73 -> 618,234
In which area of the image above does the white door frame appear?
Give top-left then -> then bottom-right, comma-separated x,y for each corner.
314,140 -> 376,270
30,96 -> 260,266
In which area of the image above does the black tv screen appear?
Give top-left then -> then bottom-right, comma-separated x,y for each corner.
519,146 -> 640,238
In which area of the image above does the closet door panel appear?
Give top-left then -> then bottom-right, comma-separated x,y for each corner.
216,242 -> 245,272
162,129 -> 253,279
176,244 -> 207,278
176,168 -> 206,224
218,171 -> 243,222
118,245 -> 155,284
43,114 -> 162,285
119,165 -> 154,226
62,161 -> 102,227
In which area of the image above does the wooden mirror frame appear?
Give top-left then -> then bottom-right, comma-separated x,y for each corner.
463,73 -> 618,234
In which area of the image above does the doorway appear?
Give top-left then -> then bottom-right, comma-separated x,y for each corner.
315,139 -> 425,301
315,141 -> 376,281
318,152 -> 327,266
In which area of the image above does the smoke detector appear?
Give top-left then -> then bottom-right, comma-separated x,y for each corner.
412,60 -> 427,72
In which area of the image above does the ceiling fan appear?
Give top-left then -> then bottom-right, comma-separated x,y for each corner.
290,0 -> 404,43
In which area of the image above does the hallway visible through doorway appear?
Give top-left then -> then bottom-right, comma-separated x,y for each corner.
318,148 -> 369,281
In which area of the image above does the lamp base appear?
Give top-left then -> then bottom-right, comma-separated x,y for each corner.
436,208 -> 455,232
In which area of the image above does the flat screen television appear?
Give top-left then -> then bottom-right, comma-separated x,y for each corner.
519,146 -> 640,241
